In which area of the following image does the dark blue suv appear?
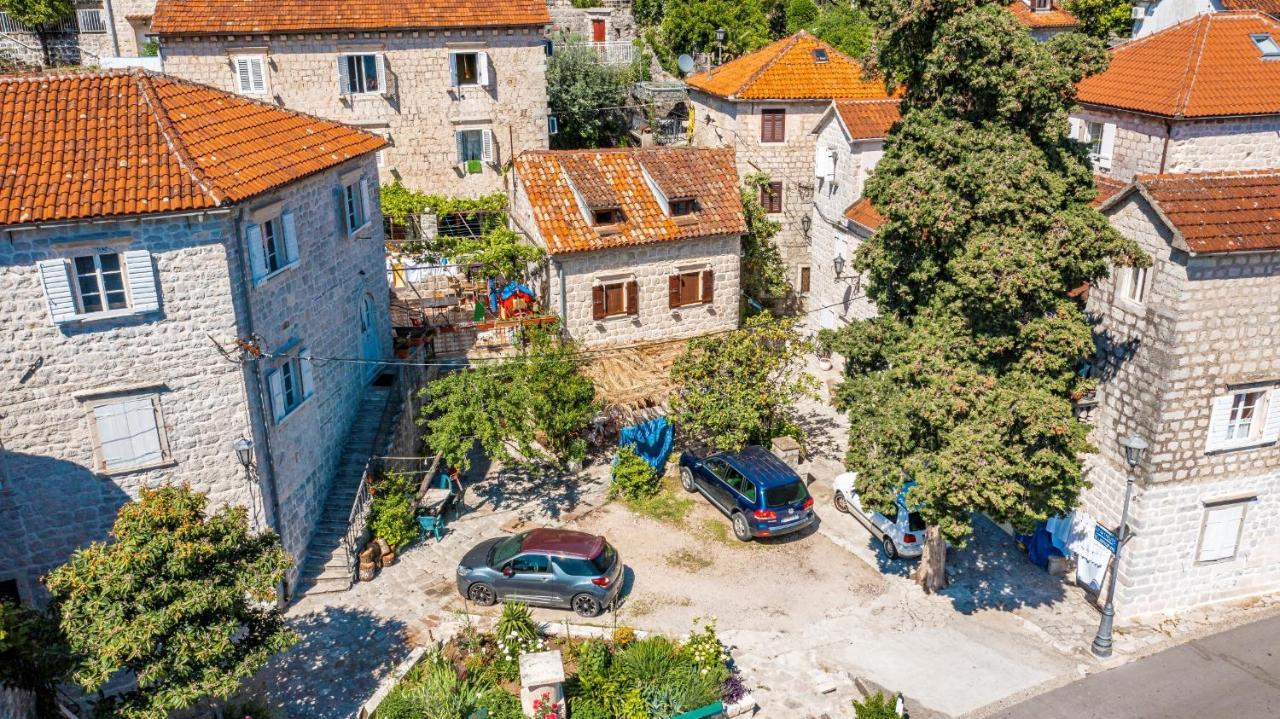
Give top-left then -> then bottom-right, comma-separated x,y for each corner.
679,445 -> 816,541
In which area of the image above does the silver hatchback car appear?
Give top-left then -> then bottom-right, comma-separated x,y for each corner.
832,472 -> 927,560
455,528 -> 623,617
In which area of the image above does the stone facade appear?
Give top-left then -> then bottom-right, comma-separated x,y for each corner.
158,29 -> 549,196
0,154 -> 390,603
689,90 -> 829,304
108,0 -> 160,57
1082,192 -> 1280,618
547,0 -> 635,44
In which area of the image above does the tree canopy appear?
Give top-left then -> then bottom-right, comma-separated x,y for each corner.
660,0 -> 771,58
45,486 -> 295,719
785,0 -> 874,59
548,33 -> 634,149
739,173 -> 791,302
1,601 -> 72,716
827,0 -> 1143,589
1065,0 -> 1133,41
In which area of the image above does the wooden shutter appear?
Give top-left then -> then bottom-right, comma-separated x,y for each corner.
799,266 -> 811,294
1261,389 -> 1280,443
37,258 -> 77,324
267,369 -> 286,423
1198,503 -> 1246,562
249,56 -> 266,93
374,54 -> 387,94
245,223 -> 267,283
455,131 -> 466,166
1098,123 -> 1117,171
234,56 -> 252,92
299,349 -> 315,399
770,182 -> 783,213
337,55 -> 351,95
476,52 -> 490,87
762,110 -> 785,142
668,274 -> 681,308
592,285 -> 606,320
123,249 -> 159,313
334,186 -> 349,236
481,129 -> 495,163
626,280 -> 639,316
701,269 -> 714,304
281,211 -> 299,265
448,51 -> 460,86
123,397 -> 162,466
1205,393 -> 1234,451
93,401 -> 133,469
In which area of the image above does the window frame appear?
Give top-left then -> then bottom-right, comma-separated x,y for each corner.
601,281 -> 628,318
799,265 -> 812,295
232,53 -> 268,95
85,392 -> 172,475
1194,498 -> 1253,564
593,208 -> 624,226
453,51 -> 480,86
1225,390 -> 1267,442
343,179 -> 370,236
72,252 -> 130,315
455,128 -> 492,174
669,269 -> 711,308
261,215 -> 290,274
1121,264 -> 1148,304
760,108 -> 786,143
339,53 -> 382,95
669,198 -> 697,216
267,347 -> 315,424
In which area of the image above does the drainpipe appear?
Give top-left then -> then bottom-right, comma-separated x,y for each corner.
1158,118 -> 1173,174
101,0 -> 120,57
553,257 -> 567,325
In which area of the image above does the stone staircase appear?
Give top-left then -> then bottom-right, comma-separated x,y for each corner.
294,380 -> 395,596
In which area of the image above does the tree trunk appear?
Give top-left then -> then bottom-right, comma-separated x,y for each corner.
914,525 -> 948,593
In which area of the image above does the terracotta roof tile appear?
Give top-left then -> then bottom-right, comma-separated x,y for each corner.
685,31 -> 896,101
1008,1 -> 1080,29
1093,173 -> 1127,207
833,99 -> 901,140
0,70 -> 385,226
1220,0 -> 1280,13
1113,170 -> 1280,252
844,197 -> 883,231
1077,11 -> 1280,118
152,0 -> 548,34
515,147 -> 746,255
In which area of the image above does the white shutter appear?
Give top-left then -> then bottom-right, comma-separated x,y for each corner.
234,56 -> 252,92
360,177 -> 373,227
245,223 -> 267,283
281,210 -> 299,265
481,129 -> 494,163
94,402 -> 134,470
299,349 -> 315,399
815,145 -> 830,179
37,258 -> 77,324
1205,393 -> 1234,451
374,54 -> 387,95
249,56 -> 266,93
123,397 -> 163,466
476,52 -> 490,87
267,369 -> 286,423
455,131 -> 466,166
1098,122 -> 1117,170
1261,388 -> 1280,443
123,249 -> 159,313
448,51 -> 460,86
1068,117 -> 1084,141
1198,503 -> 1245,562
337,55 -> 351,95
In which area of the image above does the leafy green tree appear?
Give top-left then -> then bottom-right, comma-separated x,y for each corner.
548,33 -> 631,149
739,173 -> 791,302
829,0 -> 1142,590
670,313 -> 817,452
0,0 -> 73,65
1065,0 -> 1132,41
809,2 -> 874,59
633,0 -> 665,26
45,486 -> 295,719
380,187 -> 542,280
784,0 -> 819,33
660,0 -> 771,58
1,601 -> 72,715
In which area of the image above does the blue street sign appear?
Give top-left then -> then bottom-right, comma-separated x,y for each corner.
1095,524 -> 1119,555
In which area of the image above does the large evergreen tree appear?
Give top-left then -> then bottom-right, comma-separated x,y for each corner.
827,1 -> 1144,590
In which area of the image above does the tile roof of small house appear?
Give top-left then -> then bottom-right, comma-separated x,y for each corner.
1101,169 -> 1280,253
833,99 -> 902,140
685,32 -> 896,101
1220,0 -> 1280,14
844,197 -> 883,232
514,147 -> 746,256
1076,11 -> 1280,118
152,0 -> 548,34
0,70 -> 385,226
1093,174 -> 1127,207
1008,1 -> 1080,29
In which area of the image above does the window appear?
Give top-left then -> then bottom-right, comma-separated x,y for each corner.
1032,0 -> 1051,10
1085,121 -> 1115,170
704,458 -> 731,480
670,198 -> 697,216
1086,121 -> 1104,158
73,253 -> 128,314
593,208 -> 623,226
510,554 -> 550,574
37,250 -> 158,323
450,51 -> 489,87
1121,265 -> 1147,304
267,349 -> 314,423
592,280 -> 638,319
761,109 -> 786,143
262,217 -> 288,273
246,211 -> 298,283
799,266 -> 811,295
1226,391 -> 1266,441
338,53 -> 382,95
812,48 -> 828,63
90,395 -> 168,473
343,177 -> 371,235
233,54 -> 267,95
727,471 -> 758,502
1252,33 -> 1280,58
764,481 -> 810,508
760,181 -> 783,214
1207,386 -> 1280,451
1196,499 -> 1252,562
668,269 -> 713,308
455,129 -> 494,174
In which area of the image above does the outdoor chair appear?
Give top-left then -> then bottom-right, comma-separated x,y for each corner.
417,513 -> 445,543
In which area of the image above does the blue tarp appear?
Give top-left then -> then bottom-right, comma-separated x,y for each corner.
618,416 -> 674,474
500,281 -> 536,301
1018,520 -> 1063,570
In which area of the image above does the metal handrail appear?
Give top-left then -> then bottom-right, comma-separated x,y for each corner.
339,363 -> 402,567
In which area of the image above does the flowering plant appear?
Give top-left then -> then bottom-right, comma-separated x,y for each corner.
531,690 -> 564,719
686,616 -> 729,676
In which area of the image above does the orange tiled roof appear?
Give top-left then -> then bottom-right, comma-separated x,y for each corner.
685,31 -> 896,101
1104,170 -> 1280,253
152,0 -> 548,34
833,99 -> 902,140
0,70 -> 385,226
1077,12 -> 1280,118
844,197 -> 883,232
1008,1 -> 1080,29
1093,174 -> 1127,207
515,147 -> 746,255
1220,0 -> 1280,13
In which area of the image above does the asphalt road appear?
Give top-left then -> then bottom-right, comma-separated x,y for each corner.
993,613 -> 1280,719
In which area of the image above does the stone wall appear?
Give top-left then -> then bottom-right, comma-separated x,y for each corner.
1071,107 -> 1168,182
111,0 -> 159,57
159,29 -> 549,196
548,3 -> 635,43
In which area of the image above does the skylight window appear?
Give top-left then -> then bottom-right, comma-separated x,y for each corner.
1253,34 -> 1280,58
812,48 -> 829,64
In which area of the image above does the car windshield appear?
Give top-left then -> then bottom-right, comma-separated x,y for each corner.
764,481 -> 809,508
591,542 -> 617,574
908,512 -> 927,532
489,532 -> 527,566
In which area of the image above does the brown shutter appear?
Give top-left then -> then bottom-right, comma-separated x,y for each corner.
769,182 -> 783,213
800,266 -> 811,294
701,269 -> 714,304
626,280 -> 640,316
776,110 -> 786,142
592,285 -> 605,320
668,274 -> 681,308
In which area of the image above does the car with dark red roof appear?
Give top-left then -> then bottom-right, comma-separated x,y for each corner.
455,528 -> 622,617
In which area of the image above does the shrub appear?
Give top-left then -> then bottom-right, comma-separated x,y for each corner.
369,471 -> 418,550
477,688 -> 524,719
373,688 -> 427,719
611,625 -> 637,648
617,635 -> 683,690
853,692 -> 900,719
685,617 -> 730,682
223,696 -> 276,719
610,446 -> 659,500
494,603 -> 546,681
574,638 -> 612,677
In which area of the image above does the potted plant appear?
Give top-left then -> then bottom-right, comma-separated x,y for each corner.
394,338 -> 411,359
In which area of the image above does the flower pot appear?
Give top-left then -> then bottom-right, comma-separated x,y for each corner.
817,357 -> 833,371
395,347 -> 410,359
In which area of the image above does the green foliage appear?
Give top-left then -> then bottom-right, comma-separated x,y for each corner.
784,0 -> 818,33
0,0 -> 71,29
571,0 -> 602,6
624,477 -> 695,524
660,0 -> 770,58
827,0 -> 1144,560
140,40 -> 160,57
610,446 -> 660,501
494,603 -> 546,682
477,688 -> 524,719
0,601 -> 72,715
375,647 -> 482,719
454,225 -> 545,281
522,323 -> 597,463
45,486 -> 295,719
808,2 -> 874,59
1065,0 -> 1132,40
853,692 -> 899,719
223,696 -> 277,719
549,33 -> 631,149
369,470 -> 418,549
633,0 -> 665,26
614,636 -> 721,718
739,173 -> 790,301
683,618 -> 730,683
381,185 -> 539,279
670,313 -> 817,452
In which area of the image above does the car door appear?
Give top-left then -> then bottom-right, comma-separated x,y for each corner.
501,553 -> 554,604
699,457 -> 736,512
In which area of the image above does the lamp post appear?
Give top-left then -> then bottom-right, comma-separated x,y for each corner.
833,254 -> 846,280
1091,432 -> 1148,658
234,438 -> 261,530
715,27 -> 725,67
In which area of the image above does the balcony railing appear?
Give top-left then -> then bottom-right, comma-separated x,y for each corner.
76,8 -> 106,33
586,40 -> 634,65
0,8 -> 105,34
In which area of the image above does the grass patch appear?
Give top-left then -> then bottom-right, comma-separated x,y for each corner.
664,548 -> 713,572
699,518 -> 733,545
624,477 -> 694,525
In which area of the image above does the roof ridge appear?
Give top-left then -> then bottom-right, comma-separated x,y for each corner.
732,32 -> 806,99
1140,167 -> 1280,181
132,71 -> 228,206
1174,14 -> 1214,116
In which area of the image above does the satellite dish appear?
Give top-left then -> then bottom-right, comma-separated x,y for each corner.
677,54 -> 695,74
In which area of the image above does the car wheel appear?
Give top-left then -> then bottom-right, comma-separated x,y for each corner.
467,582 -> 497,606
572,593 -> 602,617
833,491 -> 850,514
680,467 -> 696,493
881,536 -> 899,560
731,513 -> 753,542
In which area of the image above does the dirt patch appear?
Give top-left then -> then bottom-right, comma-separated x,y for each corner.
664,548 -> 713,572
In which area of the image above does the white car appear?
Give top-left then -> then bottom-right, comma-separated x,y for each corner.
832,471 -> 926,560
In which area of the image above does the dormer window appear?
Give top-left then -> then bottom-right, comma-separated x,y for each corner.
594,208 -> 623,225
812,48 -> 828,64
670,199 -> 697,216
1032,0 -> 1051,11
1252,34 -> 1280,58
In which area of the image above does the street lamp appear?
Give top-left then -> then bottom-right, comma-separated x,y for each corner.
1091,432 -> 1148,658
234,438 -> 255,468
715,27 -> 725,66
833,254 -> 847,280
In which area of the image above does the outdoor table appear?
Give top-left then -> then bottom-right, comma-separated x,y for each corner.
418,487 -> 452,514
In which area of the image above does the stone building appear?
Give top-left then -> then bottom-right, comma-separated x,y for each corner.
805,99 -> 900,330
1070,12 -> 1280,183
0,70 -> 390,603
511,147 -> 745,348
685,32 -> 896,309
151,0 -> 551,196
1129,0 -> 1276,38
1007,0 -> 1081,41
0,2 -> 116,67
547,0 -> 636,66
1083,170 -> 1280,618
